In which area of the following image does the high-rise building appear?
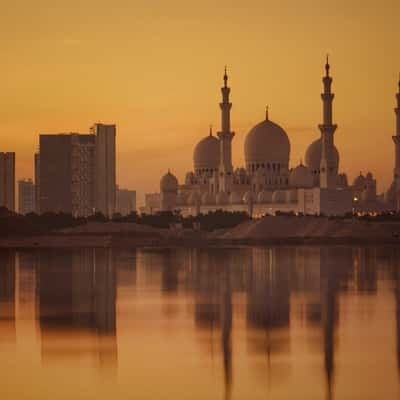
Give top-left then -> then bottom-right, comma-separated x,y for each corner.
116,187 -> 136,215
34,152 -> 40,214
92,124 -> 116,217
18,179 -> 35,215
0,152 -> 15,212
393,77 -> 400,210
39,134 -> 96,216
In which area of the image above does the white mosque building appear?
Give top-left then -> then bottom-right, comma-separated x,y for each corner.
144,60 -> 400,217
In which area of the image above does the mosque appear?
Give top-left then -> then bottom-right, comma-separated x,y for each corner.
142,60 -> 400,217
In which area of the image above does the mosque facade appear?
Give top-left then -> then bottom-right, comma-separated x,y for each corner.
145,61 -> 400,217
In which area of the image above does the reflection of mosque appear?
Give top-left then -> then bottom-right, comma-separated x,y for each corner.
2,247 -> 400,396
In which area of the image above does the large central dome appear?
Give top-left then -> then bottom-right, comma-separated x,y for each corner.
193,134 -> 220,171
244,119 -> 290,166
305,138 -> 339,173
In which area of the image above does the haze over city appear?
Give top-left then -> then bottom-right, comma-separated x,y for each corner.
1,0 -> 400,204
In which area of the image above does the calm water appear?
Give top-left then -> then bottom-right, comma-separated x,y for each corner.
0,246 -> 399,400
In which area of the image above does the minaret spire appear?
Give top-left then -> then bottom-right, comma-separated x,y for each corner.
325,54 -> 330,77
217,67 -> 235,193
392,74 -> 400,210
319,56 -> 338,189
265,105 -> 269,121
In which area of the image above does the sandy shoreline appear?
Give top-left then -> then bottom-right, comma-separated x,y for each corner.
1,217 -> 400,248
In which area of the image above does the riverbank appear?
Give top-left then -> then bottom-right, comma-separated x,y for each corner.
1,217 -> 400,248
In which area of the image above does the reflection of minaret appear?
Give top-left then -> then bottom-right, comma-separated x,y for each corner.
319,56 -> 338,189
221,267 -> 232,400
392,76 -> 400,210
218,67 -> 235,193
0,251 -> 16,342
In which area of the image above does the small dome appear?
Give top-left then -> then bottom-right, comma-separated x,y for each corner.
176,192 -> 188,206
305,138 -> 339,173
272,190 -> 287,203
229,192 -> 242,204
194,134 -> 220,171
257,190 -> 272,203
289,163 -> 314,188
245,118 -> 290,165
243,191 -> 253,203
187,192 -> 200,206
160,171 -> 178,192
201,192 -> 215,205
216,191 -> 229,205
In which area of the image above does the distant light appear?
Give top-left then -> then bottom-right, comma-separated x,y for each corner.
353,197 -> 358,202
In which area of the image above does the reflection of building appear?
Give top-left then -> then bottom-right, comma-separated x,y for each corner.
18,251 -> 38,321
116,187 -> 136,215
0,152 -> 15,211
37,249 -> 117,368
18,178 -> 35,215
0,251 -> 16,341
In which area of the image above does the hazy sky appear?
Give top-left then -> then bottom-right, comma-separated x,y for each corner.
1,0 -> 399,204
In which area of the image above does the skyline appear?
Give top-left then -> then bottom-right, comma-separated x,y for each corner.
1,0 -> 400,205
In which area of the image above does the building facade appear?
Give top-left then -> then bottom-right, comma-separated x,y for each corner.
93,124 -> 116,217
34,152 -> 40,214
116,187 -> 136,215
156,60 -> 354,217
18,179 -> 35,215
39,134 -> 96,216
0,152 -> 15,212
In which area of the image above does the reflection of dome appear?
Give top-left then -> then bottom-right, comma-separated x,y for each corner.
289,163 -> 313,188
305,138 -> 339,173
160,171 -> 178,192
272,190 -> 287,203
194,134 -> 220,170
244,118 -> 290,165
229,192 -> 242,204
216,191 -> 229,205
201,192 -> 215,205
257,190 -> 272,203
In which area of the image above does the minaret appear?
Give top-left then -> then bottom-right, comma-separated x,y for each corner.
217,67 -> 235,193
393,75 -> 400,210
319,56 -> 338,189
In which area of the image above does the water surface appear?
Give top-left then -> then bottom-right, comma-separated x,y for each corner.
0,246 -> 399,399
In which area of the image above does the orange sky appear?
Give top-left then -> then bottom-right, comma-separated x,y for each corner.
1,0 -> 399,205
